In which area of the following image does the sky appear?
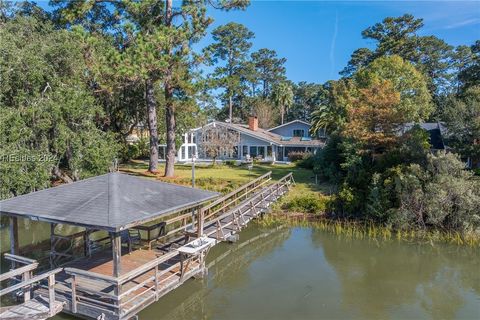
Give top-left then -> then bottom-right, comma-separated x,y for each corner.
196,0 -> 480,83
32,0 -> 480,84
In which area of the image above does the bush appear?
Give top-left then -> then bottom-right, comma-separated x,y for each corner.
121,138 -> 149,161
282,193 -> 332,214
288,151 -> 308,162
296,152 -> 315,169
384,153 -> 480,232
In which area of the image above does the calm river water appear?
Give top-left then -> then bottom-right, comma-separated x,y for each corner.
3,222 -> 479,320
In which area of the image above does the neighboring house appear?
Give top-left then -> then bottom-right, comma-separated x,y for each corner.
125,123 -> 148,144
400,122 -> 448,150
178,117 -> 325,162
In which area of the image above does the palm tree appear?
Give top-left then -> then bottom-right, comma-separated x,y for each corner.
310,103 -> 346,137
271,82 -> 294,124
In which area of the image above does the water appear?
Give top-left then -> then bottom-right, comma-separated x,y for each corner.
4,222 -> 480,320
136,226 -> 479,320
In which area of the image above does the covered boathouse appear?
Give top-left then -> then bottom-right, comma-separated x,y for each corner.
0,172 -> 219,320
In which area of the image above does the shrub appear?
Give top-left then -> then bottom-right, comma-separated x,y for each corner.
225,160 -> 236,166
288,151 -> 307,162
282,193 -> 332,214
296,152 -> 315,169
387,153 -> 480,232
121,138 -> 149,161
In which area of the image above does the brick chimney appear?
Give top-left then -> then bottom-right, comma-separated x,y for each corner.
248,116 -> 258,131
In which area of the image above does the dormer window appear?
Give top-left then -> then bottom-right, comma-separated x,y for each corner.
293,129 -> 305,137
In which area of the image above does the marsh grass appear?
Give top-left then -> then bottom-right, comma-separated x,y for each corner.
256,214 -> 480,247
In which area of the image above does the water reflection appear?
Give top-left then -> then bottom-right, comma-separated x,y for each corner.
311,228 -> 480,319
139,227 -> 291,320
40,226 -> 480,320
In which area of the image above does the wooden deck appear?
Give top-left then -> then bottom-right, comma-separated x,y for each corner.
3,172 -> 294,320
0,296 -> 63,320
36,248 -> 203,320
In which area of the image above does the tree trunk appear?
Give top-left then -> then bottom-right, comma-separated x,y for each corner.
146,79 -> 159,172
164,80 -> 176,177
228,94 -> 233,123
164,0 -> 176,177
281,105 -> 285,124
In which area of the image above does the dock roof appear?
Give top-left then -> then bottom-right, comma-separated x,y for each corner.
0,173 -> 219,232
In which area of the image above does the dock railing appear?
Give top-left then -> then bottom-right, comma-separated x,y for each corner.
63,249 -> 201,318
191,171 -> 272,237
202,172 -> 294,239
0,254 -> 63,317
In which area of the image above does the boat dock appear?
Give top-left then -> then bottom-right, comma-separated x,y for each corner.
0,171 -> 294,320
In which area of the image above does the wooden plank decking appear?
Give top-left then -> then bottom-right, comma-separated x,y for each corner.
6,172 -> 294,320
0,296 -> 63,320
36,249 -> 202,320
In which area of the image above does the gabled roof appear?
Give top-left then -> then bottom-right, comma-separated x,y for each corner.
0,173 -> 219,232
192,121 -> 324,147
267,120 -> 311,132
400,122 -> 448,150
192,121 -> 281,145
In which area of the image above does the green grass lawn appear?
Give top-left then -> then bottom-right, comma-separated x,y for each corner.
120,160 -> 333,200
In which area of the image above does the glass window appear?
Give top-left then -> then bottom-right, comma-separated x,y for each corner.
242,145 -> 248,156
181,146 -> 186,159
293,129 -> 305,137
267,146 -> 272,156
258,146 -> 266,158
250,146 -> 257,157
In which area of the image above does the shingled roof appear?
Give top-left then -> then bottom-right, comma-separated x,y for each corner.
0,173 -> 219,232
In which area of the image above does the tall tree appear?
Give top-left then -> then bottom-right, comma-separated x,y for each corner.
310,81 -> 349,136
291,82 -> 328,122
355,55 -> 433,122
455,41 -> 480,92
251,48 -> 286,98
271,82 -> 294,124
205,22 -> 254,122
343,79 -> 402,152
0,15 -> 118,198
341,14 -> 453,99
442,85 -> 480,167
53,0 -> 250,177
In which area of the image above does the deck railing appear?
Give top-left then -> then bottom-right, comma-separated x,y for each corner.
63,249 -> 201,317
0,254 -> 62,317
203,172 -> 294,239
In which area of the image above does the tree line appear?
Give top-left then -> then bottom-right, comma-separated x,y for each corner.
305,14 -> 479,233
0,1 -> 326,199
1,0 -> 478,225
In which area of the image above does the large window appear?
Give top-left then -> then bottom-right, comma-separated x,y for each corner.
242,145 -> 248,156
267,146 -> 272,156
249,146 -> 257,157
293,129 -> 305,137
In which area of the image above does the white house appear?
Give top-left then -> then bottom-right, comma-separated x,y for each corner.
176,116 -> 325,162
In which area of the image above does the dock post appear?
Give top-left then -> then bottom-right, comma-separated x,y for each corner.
197,207 -> 204,238
71,275 -> 77,313
9,217 -> 19,269
111,232 -> 122,277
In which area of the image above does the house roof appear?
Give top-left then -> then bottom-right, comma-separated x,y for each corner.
194,121 -> 324,148
267,120 -> 311,132
400,122 -> 447,150
0,173 -> 219,232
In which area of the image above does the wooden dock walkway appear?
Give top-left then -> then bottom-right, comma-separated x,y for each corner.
1,171 -> 294,320
0,255 -> 64,320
